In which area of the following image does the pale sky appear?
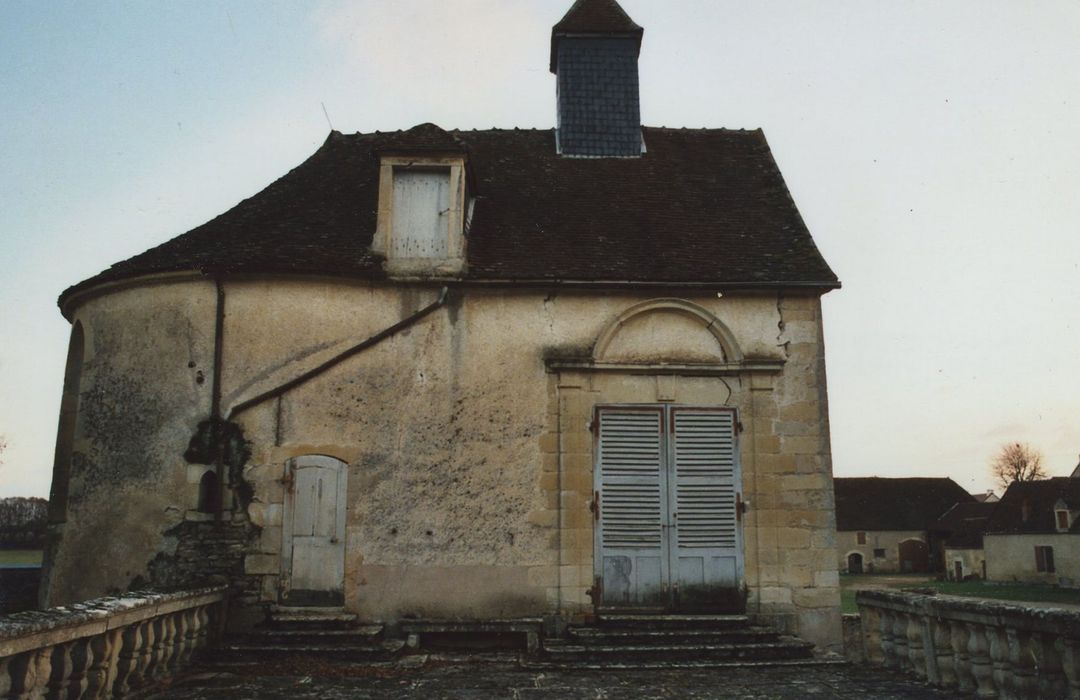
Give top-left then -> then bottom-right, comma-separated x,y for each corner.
2,0 -> 1079,499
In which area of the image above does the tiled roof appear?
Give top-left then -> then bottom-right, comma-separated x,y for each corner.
984,477 -> 1080,535
376,123 -> 466,155
60,127 -> 839,306
932,501 -> 997,549
834,477 -> 975,532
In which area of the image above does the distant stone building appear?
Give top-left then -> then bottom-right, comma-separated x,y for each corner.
834,477 -> 974,574
983,477 -> 1080,587
932,501 -> 996,581
42,0 -> 844,649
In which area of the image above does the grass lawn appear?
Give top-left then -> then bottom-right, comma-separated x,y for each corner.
840,573 -> 1080,614
0,550 -> 42,567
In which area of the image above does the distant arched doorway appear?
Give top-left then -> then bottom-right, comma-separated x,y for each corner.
899,539 -> 929,573
847,552 -> 864,574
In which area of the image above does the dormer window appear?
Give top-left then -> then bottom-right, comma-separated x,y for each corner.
391,168 -> 452,259
1056,510 -> 1070,531
372,123 -> 471,277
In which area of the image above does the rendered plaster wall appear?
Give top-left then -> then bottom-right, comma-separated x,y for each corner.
42,281 -> 218,606
984,534 -> 1080,587
837,530 -> 926,574
46,278 -> 840,649
943,548 -> 986,580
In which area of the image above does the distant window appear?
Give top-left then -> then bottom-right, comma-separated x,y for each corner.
857,531 -> 866,545
1035,546 -> 1055,573
1056,510 -> 1070,531
873,548 -> 886,558
391,169 -> 451,259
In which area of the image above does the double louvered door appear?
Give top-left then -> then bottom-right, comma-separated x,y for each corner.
594,406 -> 743,612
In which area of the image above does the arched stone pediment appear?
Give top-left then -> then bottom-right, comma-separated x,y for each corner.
593,299 -> 744,365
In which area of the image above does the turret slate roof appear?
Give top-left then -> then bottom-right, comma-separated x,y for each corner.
60,126 -> 839,308
553,0 -> 642,35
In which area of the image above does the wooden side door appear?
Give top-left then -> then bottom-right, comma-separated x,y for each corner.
282,455 -> 347,606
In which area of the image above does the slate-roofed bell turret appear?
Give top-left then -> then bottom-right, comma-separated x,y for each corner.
550,0 -> 644,158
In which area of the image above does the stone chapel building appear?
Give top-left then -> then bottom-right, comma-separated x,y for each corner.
42,0 -> 843,650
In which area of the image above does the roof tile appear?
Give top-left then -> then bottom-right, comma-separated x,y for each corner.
61,127 -> 840,306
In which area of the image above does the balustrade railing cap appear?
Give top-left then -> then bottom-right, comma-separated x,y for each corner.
0,586 -> 227,641
856,588 -> 1080,637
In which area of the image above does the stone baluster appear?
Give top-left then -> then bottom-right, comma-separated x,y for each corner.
177,609 -> 198,667
952,620 -> 976,694
933,619 -> 956,688
1032,632 -> 1067,700
194,605 -> 211,650
1006,628 -> 1037,700
9,647 -> 52,700
68,637 -> 97,699
892,612 -> 910,672
0,656 -> 12,698
164,612 -> 183,673
43,641 -> 74,699
879,609 -> 896,668
1063,637 -> 1080,700
988,626 -> 1011,698
968,623 -> 997,698
132,618 -> 156,689
152,615 -> 173,679
46,639 -> 94,700
860,606 -> 882,663
83,631 -> 116,700
144,616 -> 166,682
907,614 -> 927,680
111,619 -> 144,697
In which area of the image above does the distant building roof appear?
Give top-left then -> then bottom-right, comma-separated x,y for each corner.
834,477 -> 975,532
932,501 -> 997,549
972,490 -> 999,503
985,477 -> 1080,535
60,127 -> 840,309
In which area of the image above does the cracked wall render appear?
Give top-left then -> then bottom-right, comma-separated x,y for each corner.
45,279 -> 840,649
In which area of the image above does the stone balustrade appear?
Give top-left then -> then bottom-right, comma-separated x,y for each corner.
0,587 -> 226,699
857,589 -> 1080,700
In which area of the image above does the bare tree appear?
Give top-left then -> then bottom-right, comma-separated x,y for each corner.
991,442 -> 1046,490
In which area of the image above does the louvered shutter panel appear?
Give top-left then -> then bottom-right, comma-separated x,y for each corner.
670,408 -> 742,606
596,408 -> 666,606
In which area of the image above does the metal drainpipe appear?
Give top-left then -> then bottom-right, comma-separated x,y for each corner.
211,277 -> 227,522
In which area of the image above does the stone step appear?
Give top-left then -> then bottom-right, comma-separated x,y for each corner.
519,656 -> 848,671
595,613 -> 750,630
229,625 -> 384,646
267,605 -> 359,628
213,638 -> 406,662
541,638 -> 814,662
568,625 -> 781,646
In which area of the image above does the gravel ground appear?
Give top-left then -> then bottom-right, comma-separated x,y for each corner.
150,655 -> 967,699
